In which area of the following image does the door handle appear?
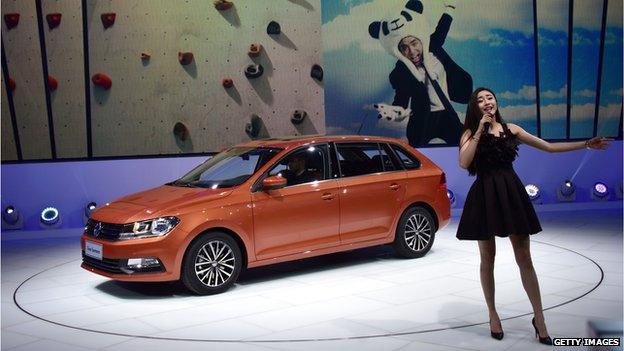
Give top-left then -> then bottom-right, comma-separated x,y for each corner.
321,193 -> 334,200
389,183 -> 400,190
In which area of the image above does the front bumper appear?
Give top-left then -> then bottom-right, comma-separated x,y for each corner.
80,226 -> 188,282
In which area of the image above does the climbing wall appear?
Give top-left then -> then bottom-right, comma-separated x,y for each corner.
42,0 -> 88,158
2,0 -> 52,160
87,0 -> 324,157
1,71 -> 18,161
1,0 -> 324,161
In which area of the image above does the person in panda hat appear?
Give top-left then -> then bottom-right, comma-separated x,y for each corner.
369,0 -> 472,147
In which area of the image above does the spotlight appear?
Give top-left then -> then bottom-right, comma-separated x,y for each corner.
447,189 -> 456,207
2,206 -> 23,230
85,202 -> 97,218
591,182 -> 609,201
525,184 -> 541,202
40,206 -> 62,228
557,179 -> 576,202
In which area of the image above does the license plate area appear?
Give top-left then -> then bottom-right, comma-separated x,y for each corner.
85,241 -> 103,260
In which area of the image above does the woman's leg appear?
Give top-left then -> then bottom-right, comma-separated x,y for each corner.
478,238 -> 501,331
509,234 -> 549,337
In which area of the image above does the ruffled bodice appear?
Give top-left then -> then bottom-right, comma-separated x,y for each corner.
468,124 -> 519,176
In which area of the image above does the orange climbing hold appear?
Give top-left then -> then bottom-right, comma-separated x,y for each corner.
248,43 -> 262,57
46,13 -> 62,29
100,13 -> 116,29
214,0 -> 233,11
4,13 -> 20,30
48,75 -> 58,91
178,52 -> 194,65
141,52 -> 151,60
91,73 -> 112,90
7,78 -> 16,91
222,78 -> 233,88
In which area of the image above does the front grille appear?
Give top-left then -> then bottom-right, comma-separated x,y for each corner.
84,219 -> 129,241
82,252 -> 124,274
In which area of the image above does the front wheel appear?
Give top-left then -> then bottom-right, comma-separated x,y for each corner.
393,207 -> 436,258
181,232 -> 242,295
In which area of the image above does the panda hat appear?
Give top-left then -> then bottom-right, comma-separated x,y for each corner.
369,0 -> 445,83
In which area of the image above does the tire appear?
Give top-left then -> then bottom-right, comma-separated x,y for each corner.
181,232 -> 242,295
393,206 -> 436,258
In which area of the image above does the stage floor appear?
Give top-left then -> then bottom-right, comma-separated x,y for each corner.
2,209 -> 622,351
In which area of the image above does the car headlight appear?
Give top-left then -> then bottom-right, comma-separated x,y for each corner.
119,217 -> 180,240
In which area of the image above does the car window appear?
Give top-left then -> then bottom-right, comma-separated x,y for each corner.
380,144 -> 400,171
268,145 -> 328,187
335,143 -> 383,177
171,147 -> 280,188
391,144 -> 421,170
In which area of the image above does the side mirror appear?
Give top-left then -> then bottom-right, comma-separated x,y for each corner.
262,175 -> 287,191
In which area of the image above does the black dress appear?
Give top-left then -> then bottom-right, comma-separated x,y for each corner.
456,123 -> 542,240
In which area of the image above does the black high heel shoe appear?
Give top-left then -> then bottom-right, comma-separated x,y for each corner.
490,320 -> 504,340
532,317 -> 553,345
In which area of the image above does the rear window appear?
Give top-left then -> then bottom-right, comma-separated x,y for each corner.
391,144 -> 421,170
335,143 -> 383,177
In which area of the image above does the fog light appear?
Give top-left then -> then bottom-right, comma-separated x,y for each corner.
557,180 -> 576,202
591,182 -> 609,201
122,257 -> 163,273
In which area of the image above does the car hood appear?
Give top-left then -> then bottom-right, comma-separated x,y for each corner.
91,185 -> 233,224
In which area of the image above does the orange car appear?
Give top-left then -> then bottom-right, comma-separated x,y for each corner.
81,135 -> 450,294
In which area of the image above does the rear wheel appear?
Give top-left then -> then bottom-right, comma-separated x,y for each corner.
393,207 -> 436,258
182,232 -> 242,295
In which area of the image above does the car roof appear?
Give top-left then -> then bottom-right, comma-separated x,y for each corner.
237,135 -> 409,150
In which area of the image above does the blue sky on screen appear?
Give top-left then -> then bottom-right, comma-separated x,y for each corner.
321,0 -> 622,142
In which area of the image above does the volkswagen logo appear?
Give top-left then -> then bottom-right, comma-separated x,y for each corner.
93,222 -> 103,237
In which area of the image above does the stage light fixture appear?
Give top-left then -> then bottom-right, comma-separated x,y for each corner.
525,184 -> 541,202
85,202 -> 97,217
40,206 -> 61,227
446,189 -> 456,206
2,205 -> 23,229
591,182 -> 609,201
557,179 -> 576,202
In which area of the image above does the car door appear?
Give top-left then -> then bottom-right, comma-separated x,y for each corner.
334,142 -> 407,244
251,144 -> 340,260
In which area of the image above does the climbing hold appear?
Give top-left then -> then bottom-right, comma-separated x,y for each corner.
222,78 -> 233,88
248,43 -> 262,57
141,52 -> 151,60
173,122 -> 189,141
311,64 -> 323,81
7,78 -> 16,91
245,114 -> 262,138
213,0 -> 233,11
46,13 -> 62,29
178,52 -> 194,65
267,21 -> 281,35
91,73 -> 112,90
244,64 -> 264,79
4,13 -> 20,30
291,110 -> 307,125
47,75 -> 58,91
100,13 -> 116,29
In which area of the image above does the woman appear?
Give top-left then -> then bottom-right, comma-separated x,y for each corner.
456,87 -> 611,344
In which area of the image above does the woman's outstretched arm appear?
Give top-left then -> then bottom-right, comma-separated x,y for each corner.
507,123 -> 611,153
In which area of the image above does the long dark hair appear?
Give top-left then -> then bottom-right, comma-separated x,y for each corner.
462,87 -> 504,138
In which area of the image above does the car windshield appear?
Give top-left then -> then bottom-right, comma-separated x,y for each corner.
169,147 -> 281,189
